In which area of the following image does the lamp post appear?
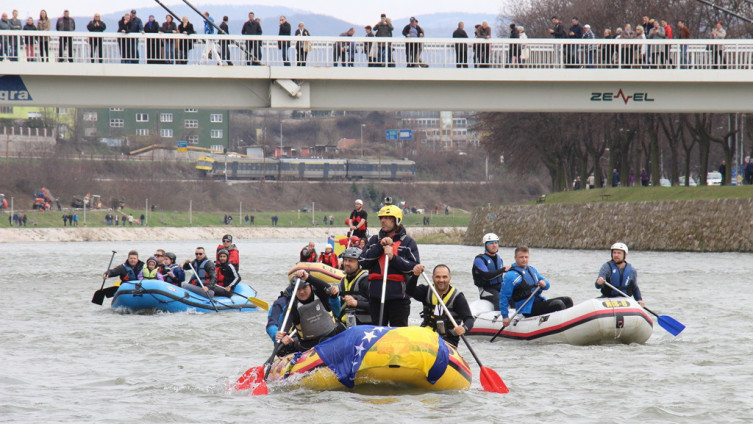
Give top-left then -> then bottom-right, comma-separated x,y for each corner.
360,124 -> 366,158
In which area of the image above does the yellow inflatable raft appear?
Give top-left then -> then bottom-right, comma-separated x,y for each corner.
288,262 -> 344,285
266,326 -> 472,391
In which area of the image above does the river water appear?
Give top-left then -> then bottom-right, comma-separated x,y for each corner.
1,239 -> 751,423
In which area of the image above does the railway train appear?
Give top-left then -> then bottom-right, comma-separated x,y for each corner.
196,156 -> 416,181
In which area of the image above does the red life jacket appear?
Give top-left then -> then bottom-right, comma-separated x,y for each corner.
320,252 -> 338,268
368,240 -> 405,282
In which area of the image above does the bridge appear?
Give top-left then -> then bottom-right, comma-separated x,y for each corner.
2,32 -> 753,112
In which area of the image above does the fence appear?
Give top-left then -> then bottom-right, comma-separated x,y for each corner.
2,31 -> 753,70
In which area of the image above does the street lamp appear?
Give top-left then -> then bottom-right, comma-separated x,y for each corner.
360,124 -> 366,158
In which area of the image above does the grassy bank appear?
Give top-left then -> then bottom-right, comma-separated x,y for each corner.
1,208 -> 471,229
528,185 -> 753,204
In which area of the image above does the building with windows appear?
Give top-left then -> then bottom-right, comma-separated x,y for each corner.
397,111 -> 478,150
84,108 -> 229,148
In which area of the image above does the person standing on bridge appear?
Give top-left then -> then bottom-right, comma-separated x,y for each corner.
218,16 -> 233,65
373,13 -> 393,67
129,10 -> 143,63
86,13 -> 106,63
711,21 -> 726,69
117,13 -> 133,63
242,12 -> 263,66
144,15 -> 160,64
37,10 -> 50,62
453,22 -> 468,68
475,21 -> 492,68
23,17 -> 37,61
160,15 -> 178,64
177,16 -> 196,65
402,17 -> 424,68
295,22 -> 310,66
56,10 -> 75,62
278,15 -> 291,66
8,10 -> 21,61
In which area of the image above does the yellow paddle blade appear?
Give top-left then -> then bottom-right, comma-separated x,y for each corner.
246,297 -> 269,311
114,280 -> 122,287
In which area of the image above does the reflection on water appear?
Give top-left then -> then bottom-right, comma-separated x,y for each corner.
1,239 -> 752,423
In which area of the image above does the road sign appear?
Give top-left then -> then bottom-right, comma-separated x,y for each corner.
385,130 -> 398,140
399,129 -> 413,140
177,140 -> 188,153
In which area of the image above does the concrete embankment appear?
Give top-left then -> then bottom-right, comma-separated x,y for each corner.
0,226 -> 464,243
464,198 -> 753,252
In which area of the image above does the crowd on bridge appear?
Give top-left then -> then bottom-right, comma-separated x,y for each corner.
0,7 -> 742,68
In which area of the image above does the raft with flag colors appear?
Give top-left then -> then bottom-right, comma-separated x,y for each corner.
111,280 -> 259,313
468,298 -> 653,345
287,262 -> 344,285
265,325 -> 472,391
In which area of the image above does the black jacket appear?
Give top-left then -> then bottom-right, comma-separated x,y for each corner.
359,225 -> 420,299
87,20 -> 106,32
241,20 -> 262,35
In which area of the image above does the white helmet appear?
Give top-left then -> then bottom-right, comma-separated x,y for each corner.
610,242 -> 628,256
483,233 -> 499,245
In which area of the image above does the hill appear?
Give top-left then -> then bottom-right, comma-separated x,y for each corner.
70,6 -> 499,37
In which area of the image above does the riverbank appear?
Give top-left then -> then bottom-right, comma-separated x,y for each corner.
465,197 -> 753,252
0,226 -> 466,244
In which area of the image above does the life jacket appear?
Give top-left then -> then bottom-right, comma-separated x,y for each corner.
472,253 -> 504,289
508,267 -> 538,303
190,259 -> 209,285
123,263 -> 138,281
142,267 -> 159,279
421,286 -> 460,336
602,261 -> 635,298
339,270 -> 372,325
319,252 -> 338,268
367,239 -> 406,283
164,264 -> 181,286
295,297 -> 337,341
215,264 -> 226,285
302,250 -> 317,263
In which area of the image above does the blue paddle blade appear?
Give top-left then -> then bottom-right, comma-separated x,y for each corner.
657,315 -> 685,336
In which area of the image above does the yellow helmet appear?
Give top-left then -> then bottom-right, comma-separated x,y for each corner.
378,204 -> 403,225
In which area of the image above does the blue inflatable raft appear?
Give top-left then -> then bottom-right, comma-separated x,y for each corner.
111,280 -> 259,313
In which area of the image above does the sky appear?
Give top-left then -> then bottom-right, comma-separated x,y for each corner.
9,1 -> 508,24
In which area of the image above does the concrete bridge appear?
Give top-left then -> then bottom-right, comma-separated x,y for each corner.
2,32 -> 753,112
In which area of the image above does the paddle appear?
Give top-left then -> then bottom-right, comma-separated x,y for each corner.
235,277 -> 301,395
240,295 -> 269,311
378,252 -> 389,326
91,250 -> 117,305
603,281 -> 685,336
421,272 -> 509,394
489,287 -> 542,343
187,262 -> 219,313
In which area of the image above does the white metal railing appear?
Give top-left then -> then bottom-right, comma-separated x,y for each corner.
2,31 -> 753,70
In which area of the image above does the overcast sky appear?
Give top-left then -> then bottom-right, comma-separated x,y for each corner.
10,1 -> 507,24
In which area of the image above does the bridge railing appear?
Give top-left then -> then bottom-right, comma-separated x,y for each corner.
2,31 -> 753,70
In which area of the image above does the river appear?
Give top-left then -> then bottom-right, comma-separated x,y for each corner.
1,240 -> 751,423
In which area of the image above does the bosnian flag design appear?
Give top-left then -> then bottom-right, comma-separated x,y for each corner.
314,325 -> 449,388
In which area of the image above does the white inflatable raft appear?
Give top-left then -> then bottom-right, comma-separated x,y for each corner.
468,298 -> 653,345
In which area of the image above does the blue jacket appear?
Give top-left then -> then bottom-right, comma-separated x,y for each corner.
204,16 -> 214,34
266,288 -> 292,341
595,261 -> 641,301
499,264 -> 549,318
163,263 -> 185,286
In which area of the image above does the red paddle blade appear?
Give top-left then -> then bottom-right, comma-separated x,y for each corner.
251,381 -> 269,396
234,366 -> 264,391
480,366 -> 509,394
